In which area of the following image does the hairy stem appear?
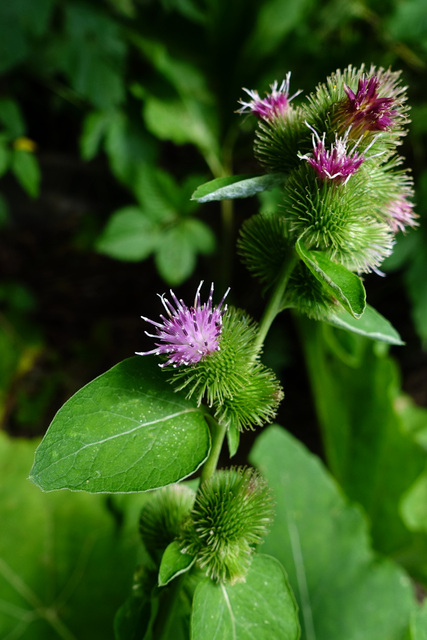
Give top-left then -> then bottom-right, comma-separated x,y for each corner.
254,250 -> 299,352
220,198 -> 234,291
200,415 -> 227,484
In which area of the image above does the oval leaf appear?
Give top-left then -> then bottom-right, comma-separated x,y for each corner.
191,554 -> 300,640
324,304 -> 404,345
250,426 -> 417,640
29,357 -> 210,493
296,237 -> 366,318
191,173 -> 285,203
158,541 -> 195,586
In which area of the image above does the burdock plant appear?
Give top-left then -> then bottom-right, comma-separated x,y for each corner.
29,64 -> 417,640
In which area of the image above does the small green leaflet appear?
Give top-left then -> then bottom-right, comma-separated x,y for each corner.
296,236 -> 366,318
325,304 -> 404,345
158,541 -> 195,586
191,173 -> 285,203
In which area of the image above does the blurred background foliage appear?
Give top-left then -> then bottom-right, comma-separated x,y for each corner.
1,0 -> 427,636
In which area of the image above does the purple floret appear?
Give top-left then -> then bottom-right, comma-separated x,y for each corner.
300,127 -> 365,184
385,195 -> 417,233
237,73 -> 301,121
137,282 -> 229,367
342,75 -> 398,132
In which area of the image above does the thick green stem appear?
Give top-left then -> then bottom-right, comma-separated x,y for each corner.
254,250 -> 299,352
200,415 -> 227,483
220,198 -> 234,289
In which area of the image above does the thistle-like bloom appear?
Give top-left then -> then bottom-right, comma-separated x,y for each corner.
237,72 -> 301,120
137,281 -> 229,368
385,195 -> 417,233
340,74 -> 398,134
299,126 -> 365,184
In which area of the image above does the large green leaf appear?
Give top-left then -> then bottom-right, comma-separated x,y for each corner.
408,600 -> 427,640
324,304 -> 404,345
191,173 -> 285,203
29,357 -> 210,493
296,237 -> 366,318
0,432 -> 140,640
298,318 -> 427,559
191,554 -> 300,640
250,426 -> 418,640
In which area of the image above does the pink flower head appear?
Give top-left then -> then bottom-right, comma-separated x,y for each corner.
299,126 -> 366,184
237,73 -> 302,120
137,282 -> 229,368
341,75 -> 398,133
385,195 -> 417,233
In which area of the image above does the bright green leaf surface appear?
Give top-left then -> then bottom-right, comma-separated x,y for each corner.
298,318 -> 427,559
191,173 -> 285,202
250,426 -> 417,640
325,304 -> 404,345
296,237 -> 366,318
0,432 -> 140,640
158,541 -> 195,586
191,554 -> 300,640
401,466 -> 427,533
408,600 -> 427,640
29,357 -> 210,493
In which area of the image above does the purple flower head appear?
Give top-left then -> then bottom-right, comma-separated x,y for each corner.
137,282 -> 230,368
237,73 -> 302,121
385,195 -> 417,233
299,126 -> 366,184
341,75 -> 398,134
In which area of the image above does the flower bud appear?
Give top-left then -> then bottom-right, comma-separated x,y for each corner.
139,484 -> 195,561
180,467 -> 274,584
171,306 -> 284,431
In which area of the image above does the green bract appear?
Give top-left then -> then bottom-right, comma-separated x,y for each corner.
180,467 -> 274,584
169,307 -> 284,431
139,484 -> 196,562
